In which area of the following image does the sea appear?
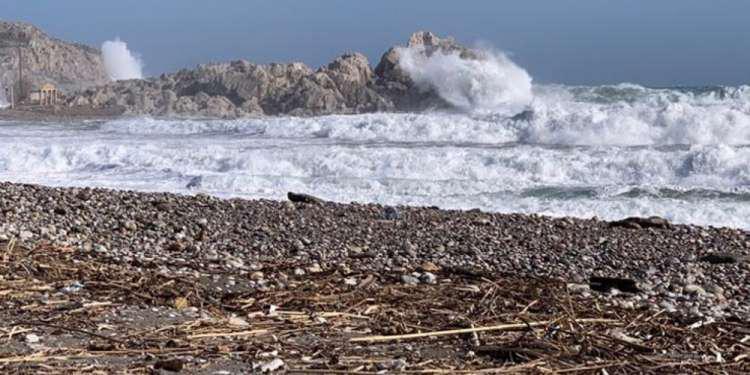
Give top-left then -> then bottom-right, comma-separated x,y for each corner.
1,83 -> 749,229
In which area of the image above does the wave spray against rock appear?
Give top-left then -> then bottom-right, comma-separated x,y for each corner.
397,45 -> 533,116
102,38 -> 144,81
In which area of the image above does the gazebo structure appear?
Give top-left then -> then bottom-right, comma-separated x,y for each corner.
39,83 -> 59,105
29,83 -> 60,106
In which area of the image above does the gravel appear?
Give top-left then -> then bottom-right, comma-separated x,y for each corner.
0,181 -> 749,319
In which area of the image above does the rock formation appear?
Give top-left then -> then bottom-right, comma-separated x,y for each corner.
67,31 -> 475,118
0,21 -> 477,118
0,21 -> 109,96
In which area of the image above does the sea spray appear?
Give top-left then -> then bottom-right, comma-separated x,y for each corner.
1,84 -> 749,228
102,38 -> 144,81
397,46 -> 533,116
525,84 -> 750,146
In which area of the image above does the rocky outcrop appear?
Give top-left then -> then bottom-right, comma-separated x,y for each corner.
66,31 -> 477,118
0,21 -> 108,95
69,54 -> 394,118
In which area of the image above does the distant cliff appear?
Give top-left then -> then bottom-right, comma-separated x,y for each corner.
0,21 -> 109,95
3,20 -> 478,118
69,31 -> 474,118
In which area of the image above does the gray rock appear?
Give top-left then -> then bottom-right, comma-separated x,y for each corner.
383,206 -> 400,220
698,253 -> 744,264
287,192 -> 324,205
659,300 -> 677,313
420,272 -> 438,284
609,216 -> 671,230
401,275 -> 420,285
566,283 -> 590,294
684,284 -> 706,296
61,30 -> 479,118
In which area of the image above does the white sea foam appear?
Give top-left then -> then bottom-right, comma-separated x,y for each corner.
1,81 -> 749,228
526,85 -> 750,146
397,46 -> 533,116
102,38 -> 144,80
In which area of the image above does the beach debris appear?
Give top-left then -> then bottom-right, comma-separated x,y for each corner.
401,274 -> 420,285
307,263 -> 323,273
61,281 -> 84,293
287,192 -> 324,205
154,358 -> 185,372
609,216 -> 670,229
699,253 -> 743,264
383,206 -> 401,220
0,182 -> 748,373
186,176 -> 203,189
420,272 -> 438,284
253,358 -> 285,373
589,277 -> 640,293
377,358 -> 408,371
25,334 -> 41,344
566,283 -> 590,295
173,297 -> 190,310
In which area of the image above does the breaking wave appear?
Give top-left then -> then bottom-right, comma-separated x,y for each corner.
98,84 -> 750,147
397,46 -> 533,116
1,74 -> 749,228
102,38 -> 144,81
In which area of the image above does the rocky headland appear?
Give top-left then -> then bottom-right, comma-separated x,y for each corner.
0,21 -> 109,93
2,20 -> 478,118
66,31 -> 466,118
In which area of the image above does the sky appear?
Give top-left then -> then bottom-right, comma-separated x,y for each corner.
2,0 -> 749,86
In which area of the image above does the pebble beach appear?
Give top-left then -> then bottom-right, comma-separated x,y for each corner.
1,182 -> 749,372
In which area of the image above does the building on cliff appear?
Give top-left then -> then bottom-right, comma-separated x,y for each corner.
28,83 -> 60,106
1,21 -> 109,100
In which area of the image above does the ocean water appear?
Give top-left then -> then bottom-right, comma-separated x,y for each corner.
1,83 -> 749,229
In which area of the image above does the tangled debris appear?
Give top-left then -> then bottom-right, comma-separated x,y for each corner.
1,239 -> 748,373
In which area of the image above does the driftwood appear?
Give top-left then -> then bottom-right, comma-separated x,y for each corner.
1,240 -> 748,373
287,192 -> 325,205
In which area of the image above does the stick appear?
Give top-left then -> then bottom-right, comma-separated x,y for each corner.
350,318 -> 619,343
187,329 -> 269,339
14,321 -> 127,345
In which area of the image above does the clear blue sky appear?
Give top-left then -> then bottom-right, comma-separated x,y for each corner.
3,0 -> 749,86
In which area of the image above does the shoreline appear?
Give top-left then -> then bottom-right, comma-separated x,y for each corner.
0,105 -> 126,122
1,181 -> 749,372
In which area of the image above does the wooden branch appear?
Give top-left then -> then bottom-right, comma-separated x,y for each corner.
350,318 -> 619,343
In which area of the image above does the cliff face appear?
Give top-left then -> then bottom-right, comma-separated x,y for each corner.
69,31 -> 473,118
1,22 -> 475,117
0,21 -> 109,95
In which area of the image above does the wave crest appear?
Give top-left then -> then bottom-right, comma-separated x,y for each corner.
397,46 -> 533,116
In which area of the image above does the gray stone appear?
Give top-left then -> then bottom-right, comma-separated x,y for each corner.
684,284 -> 706,296
420,272 -> 438,284
401,275 -> 420,285
60,30 -> 480,118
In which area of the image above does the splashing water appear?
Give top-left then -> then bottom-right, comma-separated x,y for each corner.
1,82 -> 750,229
1,39 -> 749,228
397,46 -> 533,116
101,38 -> 144,81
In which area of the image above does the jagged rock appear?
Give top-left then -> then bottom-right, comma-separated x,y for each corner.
609,216 -> 671,230
373,31 -> 474,111
0,21 -> 108,94
57,30 -> 479,118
